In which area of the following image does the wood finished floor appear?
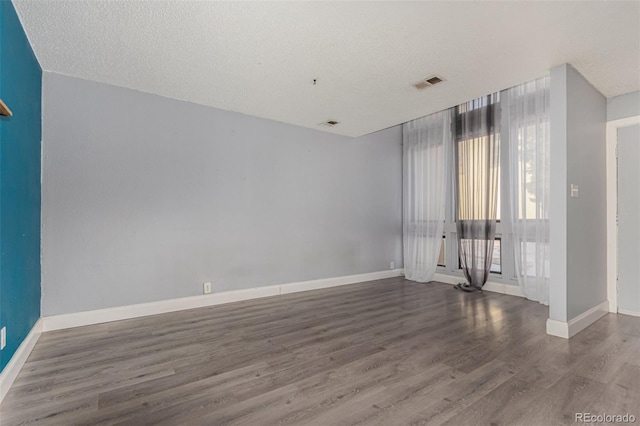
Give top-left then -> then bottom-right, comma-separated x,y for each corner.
1,278 -> 639,426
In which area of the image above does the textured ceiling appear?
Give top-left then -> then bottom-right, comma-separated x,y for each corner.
13,1 -> 640,137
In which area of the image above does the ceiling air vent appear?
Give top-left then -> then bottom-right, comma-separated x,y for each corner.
320,120 -> 340,126
413,75 -> 446,90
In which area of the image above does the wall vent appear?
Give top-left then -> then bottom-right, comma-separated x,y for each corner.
413,75 -> 446,90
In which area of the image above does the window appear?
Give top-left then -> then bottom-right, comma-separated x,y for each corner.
456,136 -> 501,221
438,92 -> 515,282
520,241 -> 549,278
515,123 -> 550,220
491,238 -> 502,274
454,96 -> 501,222
456,237 -> 501,274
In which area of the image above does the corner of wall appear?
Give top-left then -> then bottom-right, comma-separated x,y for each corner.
547,62 -> 608,335
548,64 -> 569,323
546,300 -> 609,339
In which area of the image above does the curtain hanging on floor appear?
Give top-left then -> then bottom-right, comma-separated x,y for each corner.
506,76 -> 550,305
403,110 -> 452,282
454,94 -> 500,291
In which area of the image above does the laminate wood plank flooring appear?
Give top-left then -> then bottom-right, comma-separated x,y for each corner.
1,278 -> 638,425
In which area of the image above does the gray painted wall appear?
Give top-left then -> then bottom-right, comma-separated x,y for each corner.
42,72 -> 403,316
549,65 -> 568,321
549,64 -> 608,322
565,65 -> 608,320
607,91 -> 640,122
617,124 -> 640,314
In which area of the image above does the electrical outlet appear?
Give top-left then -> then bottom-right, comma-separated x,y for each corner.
203,282 -> 212,294
1,327 -> 6,350
390,261 -> 395,270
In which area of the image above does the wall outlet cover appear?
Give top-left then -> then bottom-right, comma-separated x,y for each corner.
1,327 -> 6,350
203,282 -> 212,294
390,261 -> 395,270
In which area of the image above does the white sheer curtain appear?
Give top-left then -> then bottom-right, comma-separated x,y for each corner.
506,76 -> 550,304
403,110 -> 452,282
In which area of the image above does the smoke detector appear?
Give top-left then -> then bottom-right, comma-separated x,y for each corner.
413,75 -> 446,90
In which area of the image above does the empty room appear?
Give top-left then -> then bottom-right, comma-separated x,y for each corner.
1,1 -> 639,425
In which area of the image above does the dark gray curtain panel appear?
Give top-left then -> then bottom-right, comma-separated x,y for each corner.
454,95 -> 500,291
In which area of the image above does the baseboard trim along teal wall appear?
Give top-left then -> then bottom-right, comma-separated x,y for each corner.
0,319 -> 43,403
0,1 -> 42,373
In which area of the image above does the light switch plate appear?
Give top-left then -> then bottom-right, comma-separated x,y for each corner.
1,327 -> 6,350
571,184 -> 579,198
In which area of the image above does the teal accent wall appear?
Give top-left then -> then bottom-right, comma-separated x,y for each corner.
0,1 -> 42,372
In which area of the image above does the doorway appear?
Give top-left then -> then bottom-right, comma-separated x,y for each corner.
607,115 -> 640,316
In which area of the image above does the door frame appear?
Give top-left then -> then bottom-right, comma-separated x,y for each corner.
606,114 -> 640,314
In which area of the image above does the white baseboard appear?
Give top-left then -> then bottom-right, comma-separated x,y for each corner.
43,269 -> 405,332
483,281 -> 526,298
0,319 -> 43,404
546,300 -> 609,339
546,318 -> 570,339
618,308 -> 640,317
432,273 -> 525,298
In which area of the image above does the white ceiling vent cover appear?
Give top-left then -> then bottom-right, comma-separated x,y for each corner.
413,75 -> 446,90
